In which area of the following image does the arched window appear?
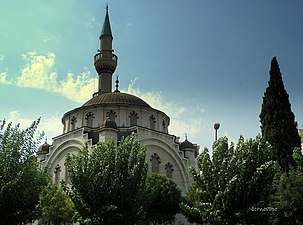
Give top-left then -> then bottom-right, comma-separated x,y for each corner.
165,162 -> 174,178
129,111 -> 139,126
106,110 -> 117,122
149,115 -> 156,130
162,120 -> 166,132
85,112 -> 94,127
54,165 -> 61,185
150,153 -> 161,173
71,116 -> 77,130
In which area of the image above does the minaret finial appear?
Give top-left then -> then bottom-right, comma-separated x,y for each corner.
45,136 -> 48,144
115,75 -> 120,92
185,133 -> 188,140
106,4 -> 108,12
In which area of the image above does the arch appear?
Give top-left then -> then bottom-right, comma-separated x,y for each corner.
129,111 -> 139,126
45,139 -> 84,172
140,137 -> 190,192
106,110 -> 117,122
85,112 -> 94,127
162,120 -> 166,132
140,137 -> 186,167
71,116 -> 77,130
165,162 -> 174,178
149,115 -> 156,130
150,153 -> 161,173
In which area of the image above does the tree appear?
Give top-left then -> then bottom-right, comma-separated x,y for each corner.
143,173 -> 181,225
270,169 -> 303,225
0,119 -> 48,225
36,182 -> 77,225
293,147 -> 303,169
65,136 -> 148,225
269,148 -> 303,225
260,57 -> 301,171
181,135 -> 277,225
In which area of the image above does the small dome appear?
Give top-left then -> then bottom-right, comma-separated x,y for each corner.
179,139 -> 194,150
38,142 -> 50,154
102,119 -> 118,129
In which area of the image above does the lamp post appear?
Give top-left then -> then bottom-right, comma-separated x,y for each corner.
214,123 -> 220,141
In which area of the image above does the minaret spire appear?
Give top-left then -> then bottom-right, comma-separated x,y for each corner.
94,6 -> 118,94
100,4 -> 112,38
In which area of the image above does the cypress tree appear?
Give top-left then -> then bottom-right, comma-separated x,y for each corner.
260,57 -> 301,171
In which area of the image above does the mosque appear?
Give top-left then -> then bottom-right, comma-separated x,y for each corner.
37,7 -> 199,194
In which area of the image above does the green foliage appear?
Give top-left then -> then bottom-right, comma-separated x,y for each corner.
143,173 -> 181,225
0,119 -> 48,225
65,136 -> 148,225
293,147 -> 303,169
36,182 -> 77,225
181,135 -> 277,225
260,57 -> 301,171
270,168 -> 303,225
268,149 -> 303,225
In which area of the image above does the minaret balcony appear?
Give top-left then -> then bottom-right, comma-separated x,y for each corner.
94,53 -> 118,73
94,52 -> 118,63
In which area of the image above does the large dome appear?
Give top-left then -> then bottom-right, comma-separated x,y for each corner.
83,92 -> 151,108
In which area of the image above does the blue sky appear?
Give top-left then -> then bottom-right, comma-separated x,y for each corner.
1,0 -> 303,151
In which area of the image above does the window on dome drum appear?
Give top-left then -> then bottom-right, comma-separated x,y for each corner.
162,120 -> 166,132
106,110 -> 117,122
150,153 -> 161,173
149,115 -> 156,130
54,164 -> 61,185
71,116 -> 77,130
165,162 -> 174,178
129,111 -> 139,126
85,112 -> 94,127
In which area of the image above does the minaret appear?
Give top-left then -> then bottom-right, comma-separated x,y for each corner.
94,5 -> 118,94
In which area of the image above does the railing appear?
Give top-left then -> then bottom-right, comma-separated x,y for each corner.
94,52 -> 118,62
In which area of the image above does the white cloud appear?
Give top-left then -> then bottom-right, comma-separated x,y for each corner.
8,111 -> 21,124
124,79 -> 206,142
12,51 -> 96,103
0,54 -> 11,84
0,71 -> 11,84
59,71 -> 97,103
17,51 -> 58,90
8,111 -> 34,128
39,115 -> 62,137
6,111 -> 62,142
125,78 -> 187,117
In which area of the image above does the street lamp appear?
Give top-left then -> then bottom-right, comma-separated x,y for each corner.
214,123 -> 220,141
